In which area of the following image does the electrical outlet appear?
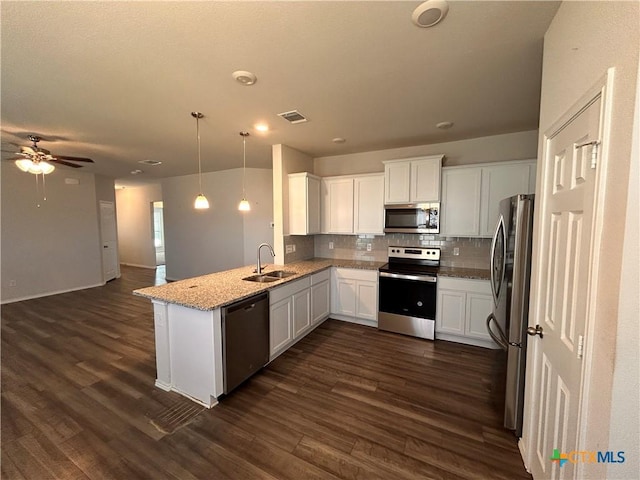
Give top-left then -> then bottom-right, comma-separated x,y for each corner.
292,244 -> 296,252
285,245 -> 294,254
269,221 -> 275,228
366,244 -> 372,252
453,247 -> 460,256
329,241 -> 334,250
9,280 -> 16,287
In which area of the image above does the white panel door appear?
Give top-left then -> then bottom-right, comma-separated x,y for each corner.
333,277 -> 356,316
270,298 -> 292,357
465,293 -> 493,340
436,289 -> 466,335
354,175 -> 384,234
327,178 -> 354,233
311,280 -> 330,325
99,200 -> 119,282
525,94 -> 601,480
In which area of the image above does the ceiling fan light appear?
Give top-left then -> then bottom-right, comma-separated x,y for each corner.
15,159 -> 33,172
194,194 -> 210,210
238,199 -> 251,212
39,161 -> 55,174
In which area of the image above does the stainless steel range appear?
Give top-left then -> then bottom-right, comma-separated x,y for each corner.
378,246 -> 440,340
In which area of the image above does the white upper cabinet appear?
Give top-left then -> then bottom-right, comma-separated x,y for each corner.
479,162 -> 534,237
354,174 -> 384,234
383,155 -> 443,204
441,167 -> 482,236
288,172 -> 321,235
321,173 -> 384,235
441,159 -> 536,237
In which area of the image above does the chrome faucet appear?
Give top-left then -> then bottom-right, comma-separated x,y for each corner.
255,243 -> 275,274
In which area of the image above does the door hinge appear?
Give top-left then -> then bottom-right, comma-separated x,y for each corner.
575,140 -> 600,169
577,334 -> 584,359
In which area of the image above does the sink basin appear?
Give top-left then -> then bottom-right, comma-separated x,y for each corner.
264,270 -> 296,279
242,274 -> 280,283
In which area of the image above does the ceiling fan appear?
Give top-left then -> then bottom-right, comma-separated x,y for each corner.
4,135 -> 94,175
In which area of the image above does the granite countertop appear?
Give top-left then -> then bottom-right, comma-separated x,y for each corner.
437,266 -> 491,281
134,257 -> 384,311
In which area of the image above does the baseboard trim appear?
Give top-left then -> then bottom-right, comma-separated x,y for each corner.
330,314 -> 377,328
1,282 -> 105,305
155,380 -> 171,391
120,263 -> 158,269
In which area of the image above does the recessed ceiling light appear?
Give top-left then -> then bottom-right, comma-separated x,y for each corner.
255,123 -> 269,132
138,159 -> 162,166
232,70 -> 257,86
436,121 -> 454,129
130,169 -> 144,175
332,137 -> 346,144
412,0 -> 449,28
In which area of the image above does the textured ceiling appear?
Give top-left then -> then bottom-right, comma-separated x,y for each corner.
1,1 -> 560,183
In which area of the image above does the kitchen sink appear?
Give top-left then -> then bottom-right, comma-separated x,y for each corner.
242,274 -> 280,283
264,270 -> 296,279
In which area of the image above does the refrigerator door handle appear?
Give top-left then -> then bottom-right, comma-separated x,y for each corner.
486,313 -> 509,351
489,216 -> 505,306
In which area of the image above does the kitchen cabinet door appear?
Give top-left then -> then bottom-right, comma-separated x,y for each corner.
270,297 -> 293,357
479,162 -> 534,237
441,168 -> 482,236
384,161 -> 411,204
322,178 -> 354,234
292,288 -> 311,338
465,292 -> 493,340
289,172 -> 321,235
354,174 -> 384,234
311,280 -> 330,325
436,289 -> 466,335
355,280 -> 378,321
333,277 -> 357,316
411,157 -> 441,202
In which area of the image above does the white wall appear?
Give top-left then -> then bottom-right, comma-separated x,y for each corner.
608,49 -> 640,479
313,130 -> 538,176
272,144 -> 314,265
115,183 -> 162,268
1,163 -> 104,302
162,168 -> 272,280
533,2 -> 639,478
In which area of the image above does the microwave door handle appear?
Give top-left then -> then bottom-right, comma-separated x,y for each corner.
486,313 -> 509,351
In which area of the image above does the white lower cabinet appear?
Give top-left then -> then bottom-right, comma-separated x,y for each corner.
436,277 -> 497,349
331,268 -> 378,327
269,270 -> 331,360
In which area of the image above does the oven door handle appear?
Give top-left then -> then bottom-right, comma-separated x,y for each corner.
379,272 -> 436,283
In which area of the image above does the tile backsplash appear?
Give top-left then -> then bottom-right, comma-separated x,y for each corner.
282,235 -> 315,263
313,233 -> 491,269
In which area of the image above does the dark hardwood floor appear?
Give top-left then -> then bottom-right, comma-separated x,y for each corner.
2,266 -> 531,479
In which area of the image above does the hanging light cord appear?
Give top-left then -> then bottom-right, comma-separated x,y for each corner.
242,134 -> 247,198
196,115 -> 203,193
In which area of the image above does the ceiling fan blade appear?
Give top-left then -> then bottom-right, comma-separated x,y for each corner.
54,155 -> 94,163
20,146 -> 36,155
38,147 -> 52,155
50,159 -> 83,168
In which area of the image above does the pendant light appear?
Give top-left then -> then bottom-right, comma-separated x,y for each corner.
191,112 -> 209,210
238,131 -> 251,212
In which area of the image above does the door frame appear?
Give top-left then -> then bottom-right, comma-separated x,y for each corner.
521,68 -> 615,477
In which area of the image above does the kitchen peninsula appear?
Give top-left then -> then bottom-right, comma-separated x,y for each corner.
134,258 -> 383,407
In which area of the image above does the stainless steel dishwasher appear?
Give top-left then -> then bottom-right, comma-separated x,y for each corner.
222,292 -> 269,394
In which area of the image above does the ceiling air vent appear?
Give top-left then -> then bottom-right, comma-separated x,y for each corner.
277,110 -> 308,124
139,159 -> 162,166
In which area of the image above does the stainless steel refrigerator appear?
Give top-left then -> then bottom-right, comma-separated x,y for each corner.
486,194 -> 534,437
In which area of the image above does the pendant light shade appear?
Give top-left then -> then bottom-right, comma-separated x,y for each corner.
238,131 -> 251,212
15,158 -> 55,175
191,112 -> 209,210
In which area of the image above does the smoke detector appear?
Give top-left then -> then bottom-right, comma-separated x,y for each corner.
412,0 -> 449,28
278,110 -> 308,124
232,70 -> 257,86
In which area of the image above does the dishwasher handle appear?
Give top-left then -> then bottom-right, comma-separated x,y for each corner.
224,292 -> 268,315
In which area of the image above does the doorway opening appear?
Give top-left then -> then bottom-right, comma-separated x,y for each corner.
152,201 -> 165,266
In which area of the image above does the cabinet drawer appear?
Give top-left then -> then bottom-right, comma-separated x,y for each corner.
438,276 -> 490,295
269,276 -> 311,304
311,268 -> 330,284
333,267 -> 378,282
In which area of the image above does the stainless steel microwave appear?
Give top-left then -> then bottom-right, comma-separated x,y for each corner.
384,203 -> 440,234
